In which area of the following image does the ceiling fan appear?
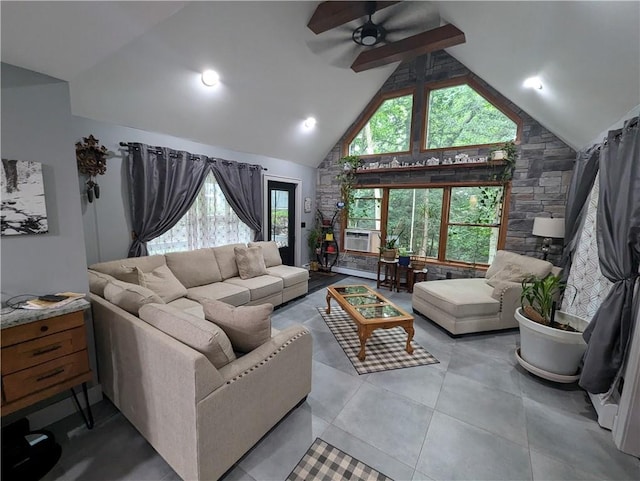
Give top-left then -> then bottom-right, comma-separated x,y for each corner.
351,1 -> 388,47
307,1 -> 428,68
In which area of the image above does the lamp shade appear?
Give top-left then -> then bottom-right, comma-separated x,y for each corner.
532,217 -> 565,238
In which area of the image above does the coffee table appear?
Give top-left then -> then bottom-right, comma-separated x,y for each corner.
326,284 -> 415,361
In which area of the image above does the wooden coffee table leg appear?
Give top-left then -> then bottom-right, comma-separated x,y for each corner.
357,326 -> 373,361
403,323 -> 415,355
326,291 -> 332,314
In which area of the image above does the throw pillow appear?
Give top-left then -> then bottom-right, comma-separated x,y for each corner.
234,246 -> 268,280
136,264 -> 188,303
103,280 -> 164,314
485,263 -> 528,288
88,269 -> 116,297
199,298 -> 273,353
248,241 -> 283,268
139,303 -> 236,369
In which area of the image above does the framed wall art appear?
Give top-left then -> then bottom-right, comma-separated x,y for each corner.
1,159 -> 49,236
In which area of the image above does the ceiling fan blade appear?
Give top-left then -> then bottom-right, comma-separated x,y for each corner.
374,1 -> 412,26
307,36 -> 349,55
385,18 -> 433,36
331,44 -> 362,69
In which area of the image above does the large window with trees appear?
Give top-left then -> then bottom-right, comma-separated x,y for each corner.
345,183 -> 508,266
424,78 -> 519,150
347,89 -> 414,156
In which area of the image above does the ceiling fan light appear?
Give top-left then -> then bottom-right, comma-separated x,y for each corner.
361,25 -> 378,46
202,69 -> 220,87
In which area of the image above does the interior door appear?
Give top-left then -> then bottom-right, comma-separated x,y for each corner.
267,180 -> 296,266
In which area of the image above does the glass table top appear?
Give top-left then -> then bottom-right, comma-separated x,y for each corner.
333,286 -> 370,295
344,294 -> 382,306
355,305 -> 403,319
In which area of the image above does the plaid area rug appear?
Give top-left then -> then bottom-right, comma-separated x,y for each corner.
287,438 -> 393,481
318,306 -> 439,375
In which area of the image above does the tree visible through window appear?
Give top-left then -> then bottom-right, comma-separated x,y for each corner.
348,94 -> 413,155
426,83 -> 517,149
346,185 -> 505,265
147,172 -> 253,255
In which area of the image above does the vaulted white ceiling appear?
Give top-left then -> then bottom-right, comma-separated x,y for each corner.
2,1 -> 638,167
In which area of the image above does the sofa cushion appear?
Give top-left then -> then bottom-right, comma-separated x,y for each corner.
167,297 -> 206,318
265,265 -> 309,288
212,243 -> 246,280
248,241 -> 283,268
165,248 -> 223,287
200,299 -> 273,353
224,275 -> 283,301
485,250 -> 552,280
103,280 -> 164,314
234,246 -> 268,279
89,255 -> 167,284
187,282 -> 251,307
139,303 -> 236,369
136,264 -> 188,303
88,269 -> 117,297
413,279 -> 499,318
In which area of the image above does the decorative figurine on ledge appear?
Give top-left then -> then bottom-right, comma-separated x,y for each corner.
76,135 -> 109,203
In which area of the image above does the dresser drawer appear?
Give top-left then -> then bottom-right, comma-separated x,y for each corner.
1,327 -> 87,375
1,311 -> 85,347
2,350 -> 90,403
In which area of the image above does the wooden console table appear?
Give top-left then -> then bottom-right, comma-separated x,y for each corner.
1,300 -> 94,428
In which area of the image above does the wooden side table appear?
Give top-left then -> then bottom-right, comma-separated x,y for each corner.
411,269 -> 429,292
395,264 -> 413,292
1,300 -> 94,428
377,260 -> 398,291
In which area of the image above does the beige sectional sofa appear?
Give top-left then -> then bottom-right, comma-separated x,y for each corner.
412,250 -> 560,335
87,242 -> 312,480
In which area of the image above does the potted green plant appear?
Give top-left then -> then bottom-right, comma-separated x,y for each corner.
490,140 -> 518,181
514,274 -> 587,381
336,155 -> 361,212
307,227 -> 322,270
398,247 -> 411,266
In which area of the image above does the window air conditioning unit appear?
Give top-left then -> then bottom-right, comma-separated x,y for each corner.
344,229 -> 379,252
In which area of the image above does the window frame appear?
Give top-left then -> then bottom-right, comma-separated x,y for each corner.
341,180 -> 511,270
421,76 -> 522,153
342,87 -> 417,158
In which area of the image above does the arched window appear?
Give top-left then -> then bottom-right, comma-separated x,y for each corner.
424,77 -> 520,150
347,89 -> 415,156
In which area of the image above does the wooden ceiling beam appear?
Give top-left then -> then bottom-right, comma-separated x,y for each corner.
307,1 -> 401,34
351,24 -> 466,72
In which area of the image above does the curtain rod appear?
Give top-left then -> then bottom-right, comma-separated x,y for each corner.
119,142 -> 267,170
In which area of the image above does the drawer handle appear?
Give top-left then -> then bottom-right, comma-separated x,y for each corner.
32,345 -> 62,357
40,325 -> 49,332
36,368 -> 65,382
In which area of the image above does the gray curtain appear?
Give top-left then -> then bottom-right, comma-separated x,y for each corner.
127,144 -> 209,257
580,117 -> 640,393
210,158 -> 264,241
560,146 -> 600,280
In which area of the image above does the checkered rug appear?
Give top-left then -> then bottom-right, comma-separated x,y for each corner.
318,306 -> 439,375
287,438 -> 393,481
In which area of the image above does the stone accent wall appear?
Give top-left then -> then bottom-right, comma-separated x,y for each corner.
316,52 -> 575,279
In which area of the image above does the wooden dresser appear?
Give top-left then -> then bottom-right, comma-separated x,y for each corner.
1,301 -> 92,420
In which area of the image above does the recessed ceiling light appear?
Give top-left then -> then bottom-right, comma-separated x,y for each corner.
202,69 -> 220,87
523,76 -> 543,90
303,117 -> 317,129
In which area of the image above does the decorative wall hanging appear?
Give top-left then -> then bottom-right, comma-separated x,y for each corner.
1,159 -> 49,236
76,135 -> 108,203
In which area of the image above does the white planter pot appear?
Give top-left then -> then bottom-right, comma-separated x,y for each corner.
515,308 -> 588,376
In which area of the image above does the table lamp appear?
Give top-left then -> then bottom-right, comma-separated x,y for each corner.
532,217 -> 565,260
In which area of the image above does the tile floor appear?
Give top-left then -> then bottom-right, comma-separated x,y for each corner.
41,277 -> 639,480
